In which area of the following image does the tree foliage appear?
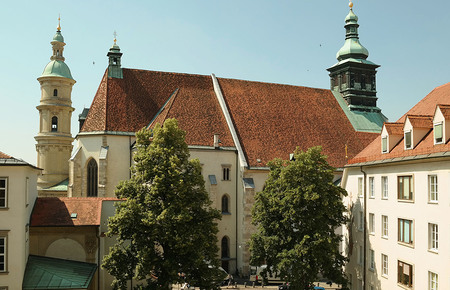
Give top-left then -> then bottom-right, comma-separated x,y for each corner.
249,146 -> 349,289
102,119 -> 223,289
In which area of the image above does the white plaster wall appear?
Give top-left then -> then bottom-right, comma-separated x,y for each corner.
343,159 -> 450,289
0,166 -> 39,289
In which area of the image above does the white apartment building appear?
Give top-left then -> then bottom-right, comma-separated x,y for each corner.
0,152 -> 40,289
342,84 -> 450,290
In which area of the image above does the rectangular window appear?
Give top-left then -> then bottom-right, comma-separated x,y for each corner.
398,218 -> 414,245
382,215 -> 388,238
398,261 -> 413,287
369,213 -> 375,235
429,223 -> 438,252
428,175 -> 438,203
358,211 -> 364,231
0,236 -> 6,272
382,254 -> 388,276
369,177 -> 374,198
434,123 -> 443,144
382,176 -> 388,199
382,136 -> 388,153
398,176 -> 413,201
358,177 -> 363,197
429,271 -> 438,290
369,249 -> 375,270
222,167 -> 231,181
0,178 -> 6,208
405,131 -> 412,149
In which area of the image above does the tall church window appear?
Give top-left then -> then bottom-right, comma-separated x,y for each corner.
53,89 -> 58,96
221,195 -> 229,214
221,236 -> 230,258
51,116 -> 58,132
87,159 -> 98,197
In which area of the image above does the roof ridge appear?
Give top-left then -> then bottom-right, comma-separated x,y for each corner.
216,75 -> 329,91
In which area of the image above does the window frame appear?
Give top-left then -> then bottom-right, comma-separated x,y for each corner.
369,213 -> 375,235
51,116 -> 58,132
87,159 -> 98,197
369,249 -> 375,271
398,175 -> 413,201
357,177 -> 363,197
382,254 -> 388,277
358,211 -> 364,232
428,223 -> 438,252
434,122 -> 443,144
221,195 -> 230,214
369,176 -> 374,198
405,131 -> 412,149
428,271 -> 438,290
398,218 -> 414,246
428,175 -> 438,203
382,136 -> 388,153
0,234 -> 7,273
222,166 -> 231,181
397,260 -> 413,287
0,178 -> 7,209
381,176 -> 388,199
382,215 -> 388,238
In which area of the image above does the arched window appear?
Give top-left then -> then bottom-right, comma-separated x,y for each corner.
221,195 -> 229,214
87,159 -> 98,197
53,89 -> 58,96
51,116 -> 58,132
221,236 -> 229,258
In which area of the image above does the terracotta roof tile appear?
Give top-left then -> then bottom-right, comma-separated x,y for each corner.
31,197 -> 120,227
437,104 -> 450,119
216,77 -> 376,168
0,151 -> 12,159
349,82 -> 450,164
384,122 -> 403,135
406,115 -> 433,128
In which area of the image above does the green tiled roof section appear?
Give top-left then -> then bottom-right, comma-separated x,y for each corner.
41,60 -> 74,79
332,90 -> 386,133
42,178 -> 69,192
23,255 -> 97,289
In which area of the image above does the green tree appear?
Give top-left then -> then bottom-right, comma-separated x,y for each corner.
102,119 -> 223,290
250,146 -> 349,289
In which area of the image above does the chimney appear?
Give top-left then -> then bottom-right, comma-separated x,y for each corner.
214,134 -> 220,149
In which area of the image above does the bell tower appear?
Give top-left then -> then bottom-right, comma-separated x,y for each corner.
35,18 -> 76,192
327,1 -> 380,112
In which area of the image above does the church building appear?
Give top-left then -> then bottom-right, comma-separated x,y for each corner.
30,2 -> 385,287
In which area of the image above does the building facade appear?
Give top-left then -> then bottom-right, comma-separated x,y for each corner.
342,84 -> 450,289
0,151 -> 40,289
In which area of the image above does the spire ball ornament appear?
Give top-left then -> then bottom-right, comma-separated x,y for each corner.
349,1 -> 353,9
57,15 -> 61,31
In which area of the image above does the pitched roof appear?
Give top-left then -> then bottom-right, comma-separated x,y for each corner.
406,115 -> 433,128
0,150 -> 40,169
31,197 -> 120,227
81,68 -> 379,168
349,82 -> 450,165
437,104 -> 450,119
384,122 -> 403,135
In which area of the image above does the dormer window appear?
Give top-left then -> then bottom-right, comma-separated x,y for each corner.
434,123 -> 443,144
382,136 -> 388,153
405,131 -> 412,149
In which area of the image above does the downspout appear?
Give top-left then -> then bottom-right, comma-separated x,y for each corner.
360,166 -> 367,290
235,150 -> 239,276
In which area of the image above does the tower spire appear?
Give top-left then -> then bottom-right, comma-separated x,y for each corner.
327,1 -> 380,112
107,31 -> 123,79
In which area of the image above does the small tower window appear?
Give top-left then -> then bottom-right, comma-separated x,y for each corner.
113,57 -> 118,65
222,166 -> 231,181
51,116 -> 58,132
53,89 -> 58,96
87,159 -> 98,197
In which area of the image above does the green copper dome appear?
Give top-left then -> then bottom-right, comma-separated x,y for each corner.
41,60 -> 73,79
53,31 -> 64,43
336,9 -> 369,61
345,9 -> 358,23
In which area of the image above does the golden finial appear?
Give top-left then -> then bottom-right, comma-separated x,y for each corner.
349,1 -> 353,9
113,30 -> 117,44
57,14 -> 61,31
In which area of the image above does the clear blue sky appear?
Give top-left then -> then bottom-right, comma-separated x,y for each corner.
2,0 -> 450,165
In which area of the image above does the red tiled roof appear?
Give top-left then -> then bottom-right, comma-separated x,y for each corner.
82,68 -> 378,168
349,82 -> 450,164
437,104 -> 450,119
384,123 -> 403,135
0,151 -> 12,159
406,115 -> 433,128
31,197 -> 120,227
216,77 -> 376,167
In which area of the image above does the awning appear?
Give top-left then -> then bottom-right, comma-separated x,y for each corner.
23,255 -> 97,289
